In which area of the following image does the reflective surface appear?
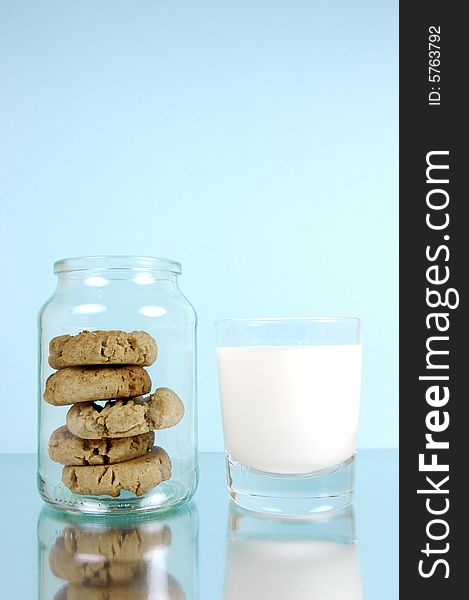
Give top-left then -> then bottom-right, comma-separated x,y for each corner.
0,451 -> 398,599
38,505 -> 198,599
225,505 -> 362,599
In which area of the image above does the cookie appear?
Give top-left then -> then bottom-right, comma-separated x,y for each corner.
49,537 -> 144,586
55,576 -> 185,600
49,330 -> 157,369
62,446 -> 171,497
44,366 -> 152,406
60,523 -> 172,560
48,426 -> 155,466
66,388 -> 184,439
147,387 -> 185,430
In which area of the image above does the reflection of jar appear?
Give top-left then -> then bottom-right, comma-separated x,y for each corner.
38,256 -> 198,514
38,503 -> 199,600
224,505 -> 362,600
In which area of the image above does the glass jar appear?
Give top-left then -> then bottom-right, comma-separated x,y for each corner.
38,503 -> 199,599
38,255 -> 198,514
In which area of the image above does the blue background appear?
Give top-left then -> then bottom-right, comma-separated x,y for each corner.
0,0 -> 398,453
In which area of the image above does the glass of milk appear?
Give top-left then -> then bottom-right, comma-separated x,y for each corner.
215,317 -> 362,516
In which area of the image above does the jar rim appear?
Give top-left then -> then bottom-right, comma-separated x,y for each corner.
54,255 -> 182,275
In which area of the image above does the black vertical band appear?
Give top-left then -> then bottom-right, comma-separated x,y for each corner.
399,2 -> 465,594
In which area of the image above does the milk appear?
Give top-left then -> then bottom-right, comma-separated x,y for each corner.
216,345 -> 362,474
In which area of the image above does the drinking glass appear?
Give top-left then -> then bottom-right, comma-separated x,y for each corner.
215,317 -> 362,516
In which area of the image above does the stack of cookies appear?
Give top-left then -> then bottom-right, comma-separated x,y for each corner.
50,521 -> 184,600
44,330 -> 184,498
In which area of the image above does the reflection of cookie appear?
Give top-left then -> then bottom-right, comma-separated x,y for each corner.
48,426 -> 154,466
66,388 -> 184,439
55,576 -> 185,600
44,366 -> 152,406
61,523 -> 172,559
49,330 -> 157,369
49,537 -> 144,586
62,446 -> 171,497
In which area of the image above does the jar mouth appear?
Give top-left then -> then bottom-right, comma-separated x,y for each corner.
54,255 -> 182,275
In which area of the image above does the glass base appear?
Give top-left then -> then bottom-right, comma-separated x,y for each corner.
226,454 -> 355,517
38,476 -> 194,516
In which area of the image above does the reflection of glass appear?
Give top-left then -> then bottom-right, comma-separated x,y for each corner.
38,503 -> 198,599
216,318 -> 362,515
224,505 -> 362,600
